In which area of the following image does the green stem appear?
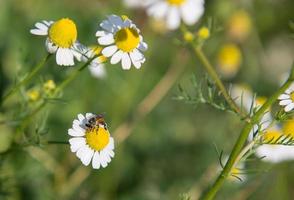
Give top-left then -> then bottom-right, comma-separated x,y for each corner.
192,45 -> 242,116
200,79 -> 293,200
2,54 -> 51,103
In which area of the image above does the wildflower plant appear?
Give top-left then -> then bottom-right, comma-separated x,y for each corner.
1,1 -> 294,199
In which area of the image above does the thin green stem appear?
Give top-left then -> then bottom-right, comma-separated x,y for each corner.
200,78 -> 293,200
192,45 -> 242,116
2,54 -> 51,103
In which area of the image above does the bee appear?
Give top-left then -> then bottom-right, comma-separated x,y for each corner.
85,113 -> 108,130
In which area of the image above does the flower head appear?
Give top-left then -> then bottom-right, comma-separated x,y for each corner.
27,89 -> 40,102
278,85 -> 294,112
96,15 -> 148,70
68,113 -> 115,169
146,0 -> 204,30
227,10 -> 252,41
30,18 -> 83,66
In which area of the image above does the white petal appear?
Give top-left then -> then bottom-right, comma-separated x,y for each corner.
166,6 -> 181,30
89,64 -> 106,79
100,20 -> 114,32
69,137 -> 86,152
86,113 -> 95,119
35,22 -> 49,31
110,50 -> 124,64
56,48 -> 75,66
98,34 -> 115,45
45,39 -> 57,53
147,2 -> 169,19
108,15 -> 123,26
180,0 -> 204,25
92,151 -> 101,169
30,29 -> 48,36
77,114 -> 85,122
130,49 -> 144,69
279,99 -> 292,106
106,137 -> 115,150
68,128 -> 85,137
278,94 -> 290,100
76,146 -> 94,166
138,42 -> 148,51
102,45 -> 118,57
121,53 -> 132,70
95,30 -> 107,37
285,103 -> 294,112
99,151 -> 108,168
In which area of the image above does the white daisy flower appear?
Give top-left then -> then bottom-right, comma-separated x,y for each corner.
96,15 -> 148,70
278,84 -> 294,112
146,0 -> 205,30
68,113 -> 115,169
30,18 -> 83,66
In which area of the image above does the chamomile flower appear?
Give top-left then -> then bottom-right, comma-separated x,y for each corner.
278,84 -> 294,112
96,15 -> 148,70
68,113 -> 115,169
30,18 -> 83,66
146,0 -> 205,30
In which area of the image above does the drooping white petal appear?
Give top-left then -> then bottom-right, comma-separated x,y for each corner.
45,39 -> 58,53
180,0 -> 204,25
166,6 -> 181,30
110,50 -> 124,64
56,48 -> 75,66
76,146 -> 94,166
92,151 -> 101,169
69,137 -> 86,152
35,22 -> 49,32
121,53 -> 132,70
102,45 -> 118,57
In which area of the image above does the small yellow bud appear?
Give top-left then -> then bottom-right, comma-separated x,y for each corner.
43,80 -> 56,92
217,43 -> 242,78
90,45 -> 103,56
183,31 -> 194,42
27,89 -> 40,102
197,27 -> 210,40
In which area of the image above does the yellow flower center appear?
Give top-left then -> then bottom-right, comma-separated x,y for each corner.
85,126 -> 110,151
290,92 -> 294,102
43,80 -> 56,91
283,119 -> 294,138
48,18 -> 77,48
114,28 -> 140,52
263,130 -> 282,143
167,0 -> 186,5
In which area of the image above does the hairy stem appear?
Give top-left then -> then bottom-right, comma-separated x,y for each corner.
200,78 -> 293,200
2,54 -> 51,103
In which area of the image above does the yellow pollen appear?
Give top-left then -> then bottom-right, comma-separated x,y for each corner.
85,126 -> 110,151
283,119 -> 294,138
290,92 -> 294,102
263,130 -> 282,143
90,45 -> 103,56
121,15 -> 129,21
167,0 -> 186,5
98,55 -> 107,63
48,18 -> 77,48
114,28 -> 140,52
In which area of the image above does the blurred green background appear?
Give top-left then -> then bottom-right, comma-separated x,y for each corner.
0,0 -> 294,199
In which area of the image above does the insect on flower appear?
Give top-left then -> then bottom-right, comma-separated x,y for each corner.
85,113 -> 108,130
